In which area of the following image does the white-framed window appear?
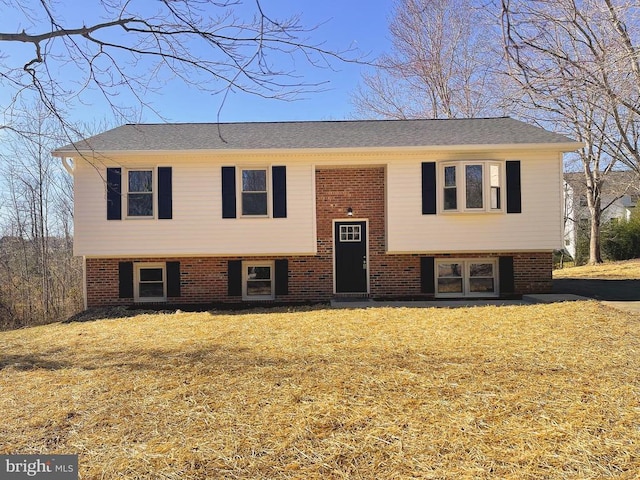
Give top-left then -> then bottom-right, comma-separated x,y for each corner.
134,263 -> 166,302
242,261 -> 275,300
440,162 -> 503,213
436,258 -> 498,297
127,169 -> 154,217
241,168 -> 269,216
339,224 -> 362,242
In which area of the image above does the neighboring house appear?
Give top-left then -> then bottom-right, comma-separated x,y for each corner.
53,118 -> 580,309
563,171 -> 640,259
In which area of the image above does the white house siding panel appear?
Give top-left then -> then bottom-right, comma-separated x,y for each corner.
73,155 -> 316,256
386,151 -> 564,253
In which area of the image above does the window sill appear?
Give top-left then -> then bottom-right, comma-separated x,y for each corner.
435,293 -> 499,298
439,210 -> 505,215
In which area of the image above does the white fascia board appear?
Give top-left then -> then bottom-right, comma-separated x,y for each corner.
52,142 -> 584,158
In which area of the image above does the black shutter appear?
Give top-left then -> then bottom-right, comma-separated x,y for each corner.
228,260 -> 242,296
167,261 -> 181,297
272,166 -> 287,218
499,256 -> 515,295
118,261 -> 133,298
158,167 -> 173,219
107,168 -> 122,220
421,162 -> 437,215
275,259 -> 289,296
420,257 -> 435,294
506,161 -> 522,214
222,166 -> 237,219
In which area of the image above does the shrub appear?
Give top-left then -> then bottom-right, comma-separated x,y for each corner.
601,212 -> 640,260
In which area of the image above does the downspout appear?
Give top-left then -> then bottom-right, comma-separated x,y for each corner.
61,157 -> 75,176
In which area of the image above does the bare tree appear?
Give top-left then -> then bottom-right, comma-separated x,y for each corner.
0,101 -> 82,328
502,0 -> 640,264
0,0 -> 356,136
352,0 -> 506,119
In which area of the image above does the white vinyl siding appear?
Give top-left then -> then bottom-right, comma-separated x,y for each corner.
72,156 -> 316,256
71,148 -> 565,257
387,151 -> 564,252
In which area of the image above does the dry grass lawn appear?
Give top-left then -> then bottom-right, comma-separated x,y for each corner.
554,258 -> 640,279
1,302 -> 639,479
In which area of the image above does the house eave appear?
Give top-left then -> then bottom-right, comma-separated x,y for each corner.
52,142 -> 584,158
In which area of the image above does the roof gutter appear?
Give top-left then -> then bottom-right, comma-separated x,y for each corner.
52,141 -> 584,158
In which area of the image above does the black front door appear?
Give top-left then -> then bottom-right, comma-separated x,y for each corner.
335,221 -> 368,293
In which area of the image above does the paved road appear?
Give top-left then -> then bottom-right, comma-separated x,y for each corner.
553,278 -> 640,301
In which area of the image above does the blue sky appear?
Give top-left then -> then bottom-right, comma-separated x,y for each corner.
1,1 -> 394,125
183,1 -> 394,123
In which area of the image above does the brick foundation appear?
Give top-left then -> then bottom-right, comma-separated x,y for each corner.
85,250 -> 552,308
84,167 -> 553,308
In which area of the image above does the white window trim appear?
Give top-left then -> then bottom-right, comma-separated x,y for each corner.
339,224 -> 362,242
435,258 -> 499,298
242,260 -> 275,301
439,161 -> 504,214
134,262 -> 167,302
239,167 -> 271,218
125,167 -> 156,219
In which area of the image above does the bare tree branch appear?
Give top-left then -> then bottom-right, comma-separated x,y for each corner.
501,0 -> 640,264
0,0 -> 362,142
352,0 -> 506,119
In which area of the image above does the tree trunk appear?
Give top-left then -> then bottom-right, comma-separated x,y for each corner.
588,197 -> 603,265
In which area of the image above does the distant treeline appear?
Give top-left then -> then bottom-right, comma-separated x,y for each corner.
0,236 -> 82,330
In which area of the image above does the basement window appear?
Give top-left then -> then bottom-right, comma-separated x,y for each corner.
436,259 -> 498,297
242,261 -> 274,300
134,263 -> 166,302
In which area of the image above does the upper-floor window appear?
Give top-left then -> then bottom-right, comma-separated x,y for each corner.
127,170 -> 154,217
241,168 -> 268,216
221,165 -> 286,219
106,166 -> 172,221
441,162 -> 503,213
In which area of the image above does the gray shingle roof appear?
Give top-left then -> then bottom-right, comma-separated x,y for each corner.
53,117 -> 580,154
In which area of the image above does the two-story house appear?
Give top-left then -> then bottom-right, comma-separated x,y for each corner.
53,118 -> 580,309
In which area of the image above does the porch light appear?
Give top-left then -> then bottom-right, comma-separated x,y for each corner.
347,207 -> 353,216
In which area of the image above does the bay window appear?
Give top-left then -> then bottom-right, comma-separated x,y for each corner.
441,161 -> 503,213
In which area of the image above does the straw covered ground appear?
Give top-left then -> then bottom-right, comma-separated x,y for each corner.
554,258 -> 640,279
1,302 -> 639,479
